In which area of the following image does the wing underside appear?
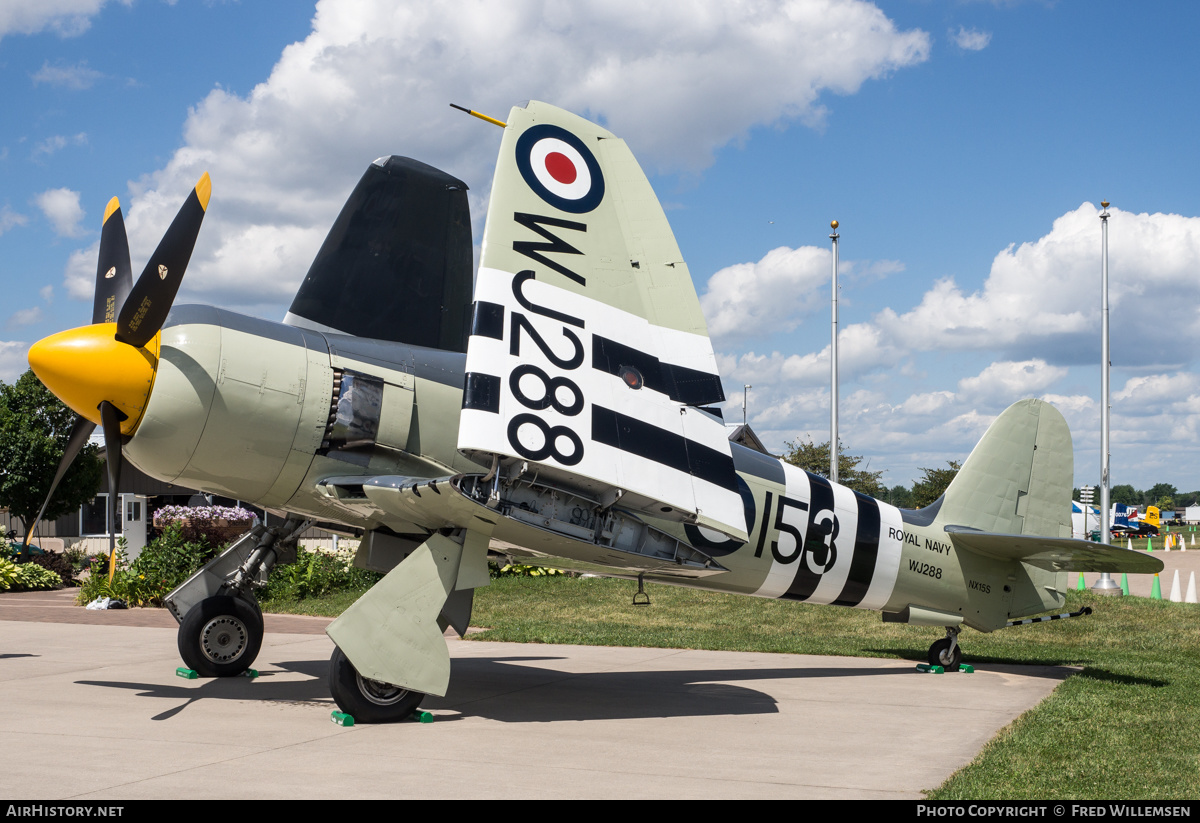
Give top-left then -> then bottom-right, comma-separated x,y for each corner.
317,473 -> 730,579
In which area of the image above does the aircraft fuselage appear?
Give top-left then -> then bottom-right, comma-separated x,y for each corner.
129,306 -> 1066,633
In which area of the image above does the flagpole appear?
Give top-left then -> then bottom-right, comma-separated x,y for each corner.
830,220 -> 839,483
1094,201 -> 1120,595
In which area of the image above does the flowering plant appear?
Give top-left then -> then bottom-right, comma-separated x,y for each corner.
153,505 -> 256,525
153,505 -> 256,547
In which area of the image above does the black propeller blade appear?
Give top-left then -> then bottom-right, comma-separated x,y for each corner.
92,198 -> 133,325
100,400 -> 126,569
20,414 -> 97,557
116,174 -> 211,348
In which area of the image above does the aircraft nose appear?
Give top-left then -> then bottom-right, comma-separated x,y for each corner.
28,322 -> 160,436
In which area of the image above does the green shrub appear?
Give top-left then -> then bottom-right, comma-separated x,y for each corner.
490,561 -> 565,578
76,527 -> 212,607
0,557 -> 18,591
76,548 -> 122,604
63,545 -> 89,573
14,562 -> 63,590
260,547 -> 382,603
0,555 -> 63,591
28,551 -> 76,586
127,524 -> 210,601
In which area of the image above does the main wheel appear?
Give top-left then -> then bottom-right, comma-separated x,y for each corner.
328,646 -> 425,723
178,595 -> 263,677
928,637 -> 962,672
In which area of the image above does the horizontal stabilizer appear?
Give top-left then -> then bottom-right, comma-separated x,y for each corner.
947,526 -> 1164,574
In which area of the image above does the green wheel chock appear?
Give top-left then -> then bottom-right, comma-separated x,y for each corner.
331,711 -> 355,727
412,710 -> 433,723
959,664 -> 975,673
239,669 -> 259,679
175,667 -> 199,679
915,664 -> 944,674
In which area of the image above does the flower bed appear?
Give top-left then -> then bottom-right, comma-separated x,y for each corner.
153,505 -> 256,547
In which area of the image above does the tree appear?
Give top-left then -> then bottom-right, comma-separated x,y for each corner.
1110,484 -> 1139,506
0,370 -> 104,548
780,439 -> 884,498
910,461 -> 961,509
881,484 -> 914,509
1146,483 -> 1178,511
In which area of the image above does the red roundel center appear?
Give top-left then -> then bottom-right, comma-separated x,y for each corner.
544,152 -> 577,185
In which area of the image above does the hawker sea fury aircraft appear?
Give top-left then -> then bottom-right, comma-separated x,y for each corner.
27,101 -> 1163,722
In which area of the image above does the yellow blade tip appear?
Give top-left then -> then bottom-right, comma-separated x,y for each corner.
103,197 -> 121,224
195,172 -> 212,211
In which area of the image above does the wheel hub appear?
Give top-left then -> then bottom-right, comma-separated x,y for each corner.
355,673 -> 409,707
200,615 -> 248,663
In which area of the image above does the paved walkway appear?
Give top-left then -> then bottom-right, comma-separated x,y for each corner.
0,588 -> 1083,800
1076,547 -> 1200,598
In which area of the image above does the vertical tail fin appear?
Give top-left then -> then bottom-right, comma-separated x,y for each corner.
935,399 -> 1073,538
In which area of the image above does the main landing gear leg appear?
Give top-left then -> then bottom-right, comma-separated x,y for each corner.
928,627 -> 962,672
325,528 -> 492,723
170,515 -> 311,677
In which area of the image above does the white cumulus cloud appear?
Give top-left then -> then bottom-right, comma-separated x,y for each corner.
873,203 -> 1200,369
6,307 -> 43,329
36,187 -> 86,237
951,26 -> 991,51
0,206 -> 28,235
32,132 -> 88,159
0,0 -> 127,41
31,60 -> 104,89
701,245 -> 832,343
956,359 -> 1068,403
0,341 -> 29,383
64,0 -> 931,312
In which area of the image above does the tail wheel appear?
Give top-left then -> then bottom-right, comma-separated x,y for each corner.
329,646 -> 424,724
178,595 -> 263,677
928,637 -> 962,672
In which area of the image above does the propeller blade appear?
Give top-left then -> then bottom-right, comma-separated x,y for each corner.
21,414 -> 97,554
92,197 -> 133,324
116,173 -> 211,348
100,400 -> 126,571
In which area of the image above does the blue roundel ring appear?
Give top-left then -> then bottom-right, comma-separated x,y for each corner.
515,124 -> 605,214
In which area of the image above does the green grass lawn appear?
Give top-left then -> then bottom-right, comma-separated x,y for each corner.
263,573 -> 1200,798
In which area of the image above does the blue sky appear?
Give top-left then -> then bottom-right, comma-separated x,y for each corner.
4,0 -> 1200,494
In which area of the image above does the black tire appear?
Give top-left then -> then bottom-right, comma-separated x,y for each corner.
928,637 -> 962,672
328,646 -> 425,724
178,596 -> 263,677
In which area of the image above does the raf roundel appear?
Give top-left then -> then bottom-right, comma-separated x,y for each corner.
515,124 -> 605,214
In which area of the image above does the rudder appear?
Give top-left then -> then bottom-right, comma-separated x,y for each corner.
936,399 -> 1073,538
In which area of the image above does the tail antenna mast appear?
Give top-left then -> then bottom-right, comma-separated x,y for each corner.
450,103 -> 507,128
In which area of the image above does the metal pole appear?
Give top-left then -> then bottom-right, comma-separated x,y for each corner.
743,384 -> 751,427
1094,201 -> 1120,595
830,220 -> 839,483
